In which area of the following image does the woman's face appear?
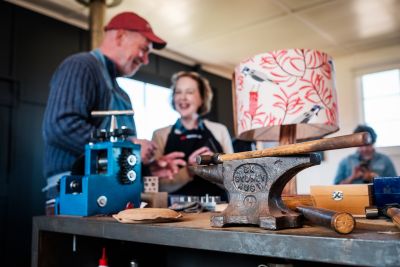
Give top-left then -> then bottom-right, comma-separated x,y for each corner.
173,76 -> 203,119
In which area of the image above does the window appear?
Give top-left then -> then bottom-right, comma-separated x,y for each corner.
361,69 -> 400,147
117,78 -> 180,140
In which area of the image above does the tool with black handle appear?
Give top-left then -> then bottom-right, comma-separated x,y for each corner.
283,195 -> 356,234
296,205 -> 355,234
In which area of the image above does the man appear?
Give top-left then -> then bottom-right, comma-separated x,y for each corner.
334,125 -> 397,184
42,12 -> 185,200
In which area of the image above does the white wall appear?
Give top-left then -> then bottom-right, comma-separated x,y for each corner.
297,44 -> 400,194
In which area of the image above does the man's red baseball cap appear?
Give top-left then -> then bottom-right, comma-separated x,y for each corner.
104,12 -> 166,50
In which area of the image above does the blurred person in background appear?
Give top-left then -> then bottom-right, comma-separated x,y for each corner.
334,125 -> 397,184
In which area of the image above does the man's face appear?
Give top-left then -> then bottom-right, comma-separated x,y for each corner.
116,31 -> 152,77
358,144 -> 375,160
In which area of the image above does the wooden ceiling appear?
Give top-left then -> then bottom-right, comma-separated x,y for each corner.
7,0 -> 400,78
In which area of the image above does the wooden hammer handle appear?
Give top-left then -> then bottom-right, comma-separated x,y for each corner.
297,205 -> 356,234
386,207 -> 400,230
198,132 -> 371,164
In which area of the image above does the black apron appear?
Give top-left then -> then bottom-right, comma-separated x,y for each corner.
164,120 -> 227,200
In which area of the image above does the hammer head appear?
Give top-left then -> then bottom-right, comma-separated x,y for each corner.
382,203 -> 400,217
365,203 -> 400,218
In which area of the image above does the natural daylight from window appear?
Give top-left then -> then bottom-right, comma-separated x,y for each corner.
117,78 -> 180,140
361,69 -> 400,147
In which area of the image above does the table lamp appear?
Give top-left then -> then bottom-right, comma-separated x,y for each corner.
233,49 -> 339,194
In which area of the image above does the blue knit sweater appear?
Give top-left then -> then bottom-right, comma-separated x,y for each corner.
42,52 -> 134,177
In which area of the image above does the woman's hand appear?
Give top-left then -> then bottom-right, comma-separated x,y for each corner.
149,152 -> 186,179
188,146 -> 213,166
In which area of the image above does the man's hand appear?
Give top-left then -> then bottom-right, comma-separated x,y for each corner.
362,170 -> 378,183
149,152 -> 186,179
340,166 -> 363,184
352,165 -> 364,180
129,137 -> 157,165
188,146 -> 213,166
340,165 -> 377,184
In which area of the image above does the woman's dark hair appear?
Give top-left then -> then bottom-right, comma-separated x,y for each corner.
170,71 -> 213,116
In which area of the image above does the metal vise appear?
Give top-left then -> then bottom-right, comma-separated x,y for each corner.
191,132 -> 372,230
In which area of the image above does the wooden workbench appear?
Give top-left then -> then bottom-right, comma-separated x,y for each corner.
32,212 -> 400,267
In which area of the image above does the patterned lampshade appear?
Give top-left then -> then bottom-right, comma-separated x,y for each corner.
233,49 -> 339,141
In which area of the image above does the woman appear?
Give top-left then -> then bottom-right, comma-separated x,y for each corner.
152,71 -> 233,199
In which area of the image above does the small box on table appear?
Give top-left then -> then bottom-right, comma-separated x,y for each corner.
310,184 -> 373,215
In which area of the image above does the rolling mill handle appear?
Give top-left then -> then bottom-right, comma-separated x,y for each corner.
197,132 -> 371,165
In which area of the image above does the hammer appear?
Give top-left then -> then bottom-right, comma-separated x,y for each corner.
384,204 -> 400,229
366,204 -> 400,230
197,132 -> 371,165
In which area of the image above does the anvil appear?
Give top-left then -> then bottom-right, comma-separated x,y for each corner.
190,132 -> 371,230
